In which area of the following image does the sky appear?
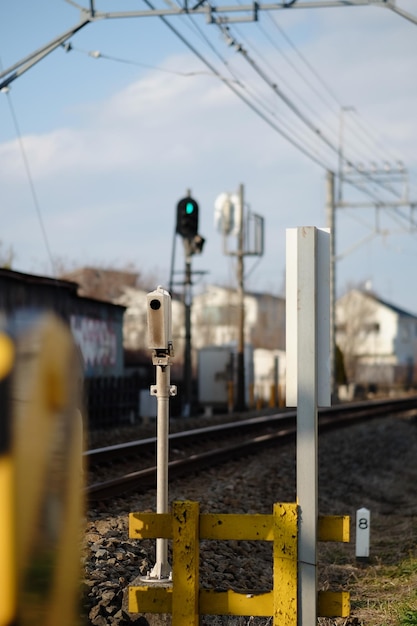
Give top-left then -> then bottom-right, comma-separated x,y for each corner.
0,0 -> 417,312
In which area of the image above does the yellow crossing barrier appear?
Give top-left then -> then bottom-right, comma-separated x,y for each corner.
0,332 -> 17,626
0,314 -> 84,626
129,501 -> 350,624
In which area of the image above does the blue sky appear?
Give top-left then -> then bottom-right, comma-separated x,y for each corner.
1,0 -> 417,311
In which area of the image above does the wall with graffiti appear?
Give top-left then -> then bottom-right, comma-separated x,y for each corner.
70,315 -> 124,377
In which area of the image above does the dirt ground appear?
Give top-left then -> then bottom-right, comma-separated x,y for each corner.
317,411 -> 417,625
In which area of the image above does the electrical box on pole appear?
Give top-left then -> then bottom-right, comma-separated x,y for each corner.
147,286 -> 173,353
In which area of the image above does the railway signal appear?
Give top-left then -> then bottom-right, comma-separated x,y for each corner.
172,190 -> 207,417
190,233 -> 205,255
176,196 -> 199,239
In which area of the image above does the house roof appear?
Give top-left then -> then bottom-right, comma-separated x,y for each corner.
0,266 -> 78,292
0,267 -> 125,311
352,289 -> 417,320
201,284 -> 284,301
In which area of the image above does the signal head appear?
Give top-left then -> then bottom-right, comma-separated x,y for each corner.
176,196 -> 199,239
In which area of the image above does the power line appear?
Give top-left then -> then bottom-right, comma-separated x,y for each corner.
348,108 -> 405,166
64,0 -> 330,170
168,0 -> 324,155
69,5 -> 407,201
2,87 -> 56,276
169,0 -> 336,161
216,21 -> 341,155
208,16 -> 400,204
141,0 -> 335,170
228,21 -> 341,148
251,17 -> 341,127
267,13 -> 341,108
63,43 -> 242,81
70,38 -> 333,165
264,15 -> 407,183
2,1 -> 412,197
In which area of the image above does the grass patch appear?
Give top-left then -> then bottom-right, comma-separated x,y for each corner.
350,555 -> 417,626
400,608 -> 417,626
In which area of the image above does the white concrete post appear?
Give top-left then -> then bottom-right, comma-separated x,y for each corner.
356,507 -> 371,560
286,227 -> 331,625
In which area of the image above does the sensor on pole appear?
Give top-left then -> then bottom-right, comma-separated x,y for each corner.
143,286 -> 176,582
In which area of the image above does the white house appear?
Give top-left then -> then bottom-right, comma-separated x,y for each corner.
192,285 -> 286,406
336,289 -> 417,387
191,285 -> 285,351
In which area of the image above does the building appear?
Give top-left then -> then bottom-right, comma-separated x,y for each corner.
336,289 -> 417,388
191,285 -> 285,351
192,285 -> 286,408
0,267 -> 125,378
61,266 -> 139,301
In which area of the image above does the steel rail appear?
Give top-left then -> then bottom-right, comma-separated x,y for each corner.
86,396 -> 417,500
85,396 -> 415,465
85,410 -> 295,466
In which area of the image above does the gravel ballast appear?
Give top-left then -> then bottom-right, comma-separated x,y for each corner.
82,412 -> 417,625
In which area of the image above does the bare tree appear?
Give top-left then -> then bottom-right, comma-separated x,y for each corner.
57,260 -> 163,302
336,287 -> 378,383
0,241 -> 15,269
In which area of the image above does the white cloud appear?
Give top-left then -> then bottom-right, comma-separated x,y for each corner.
1,5 -> 416,311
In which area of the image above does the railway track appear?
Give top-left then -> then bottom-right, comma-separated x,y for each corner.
86,395 -> 417,500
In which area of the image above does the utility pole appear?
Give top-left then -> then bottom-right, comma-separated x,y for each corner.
215,184 -> 264,412
236,183 -> 246,412
326,170 -> 336,400
327,107 -> 417,402
183,238 -> 193,417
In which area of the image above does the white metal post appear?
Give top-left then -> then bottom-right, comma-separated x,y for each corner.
143,286 -> 176,582
297,227 -> 318,626
149,360 -> 172,580
286,227 -> 330,625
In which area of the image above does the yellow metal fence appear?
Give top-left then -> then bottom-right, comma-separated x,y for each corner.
129,500 -> 350,625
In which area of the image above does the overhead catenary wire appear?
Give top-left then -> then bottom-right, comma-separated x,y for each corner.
207,17 -> 395,204
216,21 -> 340,156
348,108 -> 405,167
67,38 -> 328,155
66,3 -> 404,201
178,2 -> 338,164
3,2 -> 413,205
68,41 -> 333,166
0,59 -> 56,277
59,6 -> 337,170
265,13 -> 407,178
247,12 -> 416,215
267,12 -> 341,109
167,0 -> 336,163
63,43 -> 243,81
339,111 -> 404,175
138,0 -> 336,171
228,20 -> 341,148
229,10 -> 404,190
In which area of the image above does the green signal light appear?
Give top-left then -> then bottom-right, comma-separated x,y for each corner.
185,202 -> 194,214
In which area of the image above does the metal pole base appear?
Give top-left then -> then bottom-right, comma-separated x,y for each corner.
141,561 -> 172,583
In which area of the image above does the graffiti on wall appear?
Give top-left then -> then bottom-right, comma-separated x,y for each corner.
70,316 -> 117,372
